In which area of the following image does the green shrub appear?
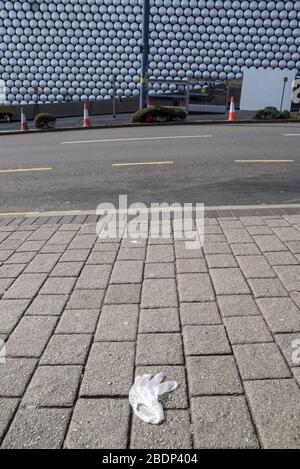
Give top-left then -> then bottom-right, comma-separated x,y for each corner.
253,106 -> 291,120
131,105 -> 187,124
0,106 -> 16,122
34,113 -> 56,129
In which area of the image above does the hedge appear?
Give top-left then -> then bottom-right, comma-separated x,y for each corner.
131,105 -> 187,123
34,113 -> 56,129
253,106 -> 291,120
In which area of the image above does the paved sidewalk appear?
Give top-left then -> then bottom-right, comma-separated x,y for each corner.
0,210 -> 300,448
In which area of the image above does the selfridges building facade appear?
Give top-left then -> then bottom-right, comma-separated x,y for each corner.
0,0 -> 300,105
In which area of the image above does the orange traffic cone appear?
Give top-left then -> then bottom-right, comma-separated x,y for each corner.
83,102 -> 91,127
228,96 -> 237,121
20,107 -> 29,131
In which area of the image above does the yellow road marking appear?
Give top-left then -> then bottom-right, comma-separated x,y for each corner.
0,167 -> 52,174
112,161 -> 174,167
234,160 -> 294,163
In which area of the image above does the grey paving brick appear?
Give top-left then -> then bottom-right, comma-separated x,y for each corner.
203,242 -> 231,254
204,225 -> 223,234
224,316 -> 273,344
117,247 -> 145,260
0,239 -> 24,251
40,334 -> 91,365
6,316 -> 58,357
180,302 -> 221,325
86,250 -> 116,264
75,264 -> 111,289
0,263 -> 26,278
233,343 -> 291,380
24,253 -> 61,274
2,407 -> 71,449
274,265 -> 300,292
224,228 -> 253,244
240,216 -> 265,226
253,235 -> 287,252
48,231 -> 76,245
191,396 -> 259,449
286,241 -> 300,254
65,399 -> 129,449
236,255 -> 275,278
93,242 -> 120,252
292,368 -> 300,386
245,379 -> 300,448
0,358 -> 37,396
264,251 -> 299,266
131,410 -> 192,449
40,244 -> 68,254
105,283 -> 141,304
39,276 -> 76,295
95,304 -> 138,341
265,218 -> 291,227
178,273 -> 215,302
291,291 -> 300,308
27,227 -> 58,241
68,235 -> 96,250
184,325 -> 231,355
0,299 -> 30,333
146,244 -> 174,263
17,240 -> 46,252
175,240 -> 204,258
142,278 -> 178,307
139,308 -> 180,333
0,398 -> 19,443
218,294 -> 260,317
135,365 -> 188,409
80,342 -> 135,396
231,243 -> 261,256
144,262 -> 175,278
136,333 -> 183,365
283,215 -> 300,224
22,365 -> 82,407
176,258 -> 207,273
246,225 -> 273,235
249,278 -> 288,298
187,356 -> 243,396
60,249 -> 90,262
50,261 -> 84,277
257,297 -> 300,333
110,260 -> 143,284
0,278 -> 13,296
0,250 -> 14,262
210,268 -> 250,295
56,309 -> 100,334
206,254 -> 237,268
25,294 -> 68,316
272,226 -> 300,242
204,234 -> 227,243
275,333 -> 300,367
67,289 -> 104,309
219,220 -> 244,229
4,273 -> 47,299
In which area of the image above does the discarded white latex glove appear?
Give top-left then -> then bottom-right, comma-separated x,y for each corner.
129,373 -> 177,425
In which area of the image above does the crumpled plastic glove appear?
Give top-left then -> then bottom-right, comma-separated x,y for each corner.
129,373 -> 177,425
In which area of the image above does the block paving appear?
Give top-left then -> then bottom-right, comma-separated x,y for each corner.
0,210 -> 300,448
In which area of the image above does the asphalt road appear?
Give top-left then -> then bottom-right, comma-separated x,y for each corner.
0,123 -> 300,213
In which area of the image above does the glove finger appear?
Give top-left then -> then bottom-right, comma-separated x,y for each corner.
157,381 -> 178,395
149,372 -> 164,389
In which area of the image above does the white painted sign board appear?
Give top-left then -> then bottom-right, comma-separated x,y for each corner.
240,67 -> 297,111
